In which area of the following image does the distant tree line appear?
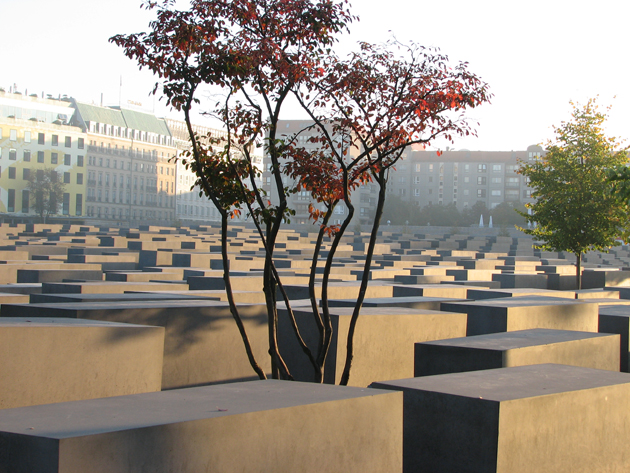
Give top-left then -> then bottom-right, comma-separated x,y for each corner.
381,197 -> 527,227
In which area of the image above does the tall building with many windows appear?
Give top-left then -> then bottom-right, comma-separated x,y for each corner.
71,101 -> 177,224
167,118 -> 264,223
385,145 -> 543,210
266,119 -> 544,226
0,91 -> 87,218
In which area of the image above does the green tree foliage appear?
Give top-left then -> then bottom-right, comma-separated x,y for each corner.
381,195 -> 420,225
27,169 -> 65,223
490,202 -> 527,226
518,99 -> 629,288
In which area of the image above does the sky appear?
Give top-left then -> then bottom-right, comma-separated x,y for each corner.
1,0 -> 628,151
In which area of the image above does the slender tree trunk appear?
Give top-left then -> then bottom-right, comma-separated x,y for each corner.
220,214 -> 266,379
339,170 -> 387,386
317,202 -> 355,382
575,252 -> 582,290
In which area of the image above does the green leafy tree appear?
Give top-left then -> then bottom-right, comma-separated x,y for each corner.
490,201 -> 527,227
27,168 -> 65,223
518,99 -> 629,289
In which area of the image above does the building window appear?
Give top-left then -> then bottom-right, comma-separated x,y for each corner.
7,189 -> 15,212
477,189 -> 486,198
37,151 -> 44,163
64,172 -> 70,184
62,193 -> 70,215
478,164 -> 487,172
523,189 -> 532,198
506,189 -> 519,200
491,177 -> 502,184
78,138 -> 84,149
65,137 -> 71,148
77,173 -> 83,185
77,156 -> 84,167
8,167 -> 16,179
491,190 -> 501,196
23,168 -> 30,180
492,164 -> 502,172
52,135 -> 58,146
414,188 -> 420,196
51,153 -> 58,164
22,190 -> 29,213
9,149 -> 16,160
428,164 -> 434,172
10,130 -> 17,141
506,177 -> 519,187
23,150 -> 31,162
38,133 -> 45,145
477,177 -> 486,185
64,154 -> 71,166
24,131 -> 31,143
76,194 -> 83,216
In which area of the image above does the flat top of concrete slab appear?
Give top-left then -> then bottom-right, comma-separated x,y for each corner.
30,293 -> 221,303
329,296 -> 466,305
0,380 -> 398,439
294,306 -> 458,317
419,328 -> 616,350
466,288 -> 576,299
0,317 -> 160,328
372,364 -> 630,402
599,305 -> 630,316
3,299 -> 235,311
443,296 -> 594,308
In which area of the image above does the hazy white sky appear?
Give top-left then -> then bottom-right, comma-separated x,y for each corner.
1,0 -> 628,151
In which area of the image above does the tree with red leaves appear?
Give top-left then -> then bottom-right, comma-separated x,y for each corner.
111,0 -> 490,385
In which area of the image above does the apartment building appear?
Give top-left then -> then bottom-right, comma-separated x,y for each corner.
386,145 -> 543,210
167,118 -> 264,223
71,101 -> 177,224
265,119 -> 544,224
0,90 -> 87,218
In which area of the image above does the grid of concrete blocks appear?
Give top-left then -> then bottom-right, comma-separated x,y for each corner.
2,223 -> 630,472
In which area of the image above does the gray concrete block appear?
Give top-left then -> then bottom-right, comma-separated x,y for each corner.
279,307 -> 467,386
415,328 -> 620,376
492,273 -> 548,289
372,364 -> 630,473
441,297 -> 599,336
0,318 -> 164,409
583,270 -> 630,289
1,300 -> 270,389
0,380 -> 402,473
599,305 -> 630,372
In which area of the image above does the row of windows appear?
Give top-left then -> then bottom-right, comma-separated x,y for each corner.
86,207 -> 174,220
406,175 -> 527,186
412,163 -> 526,173
0,149 -> 84,167
87,122 -> 172,147
87,155 -> 174,176
0,130 -> 85,149
3,167 -> 83,184
5,189 -> 82,215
